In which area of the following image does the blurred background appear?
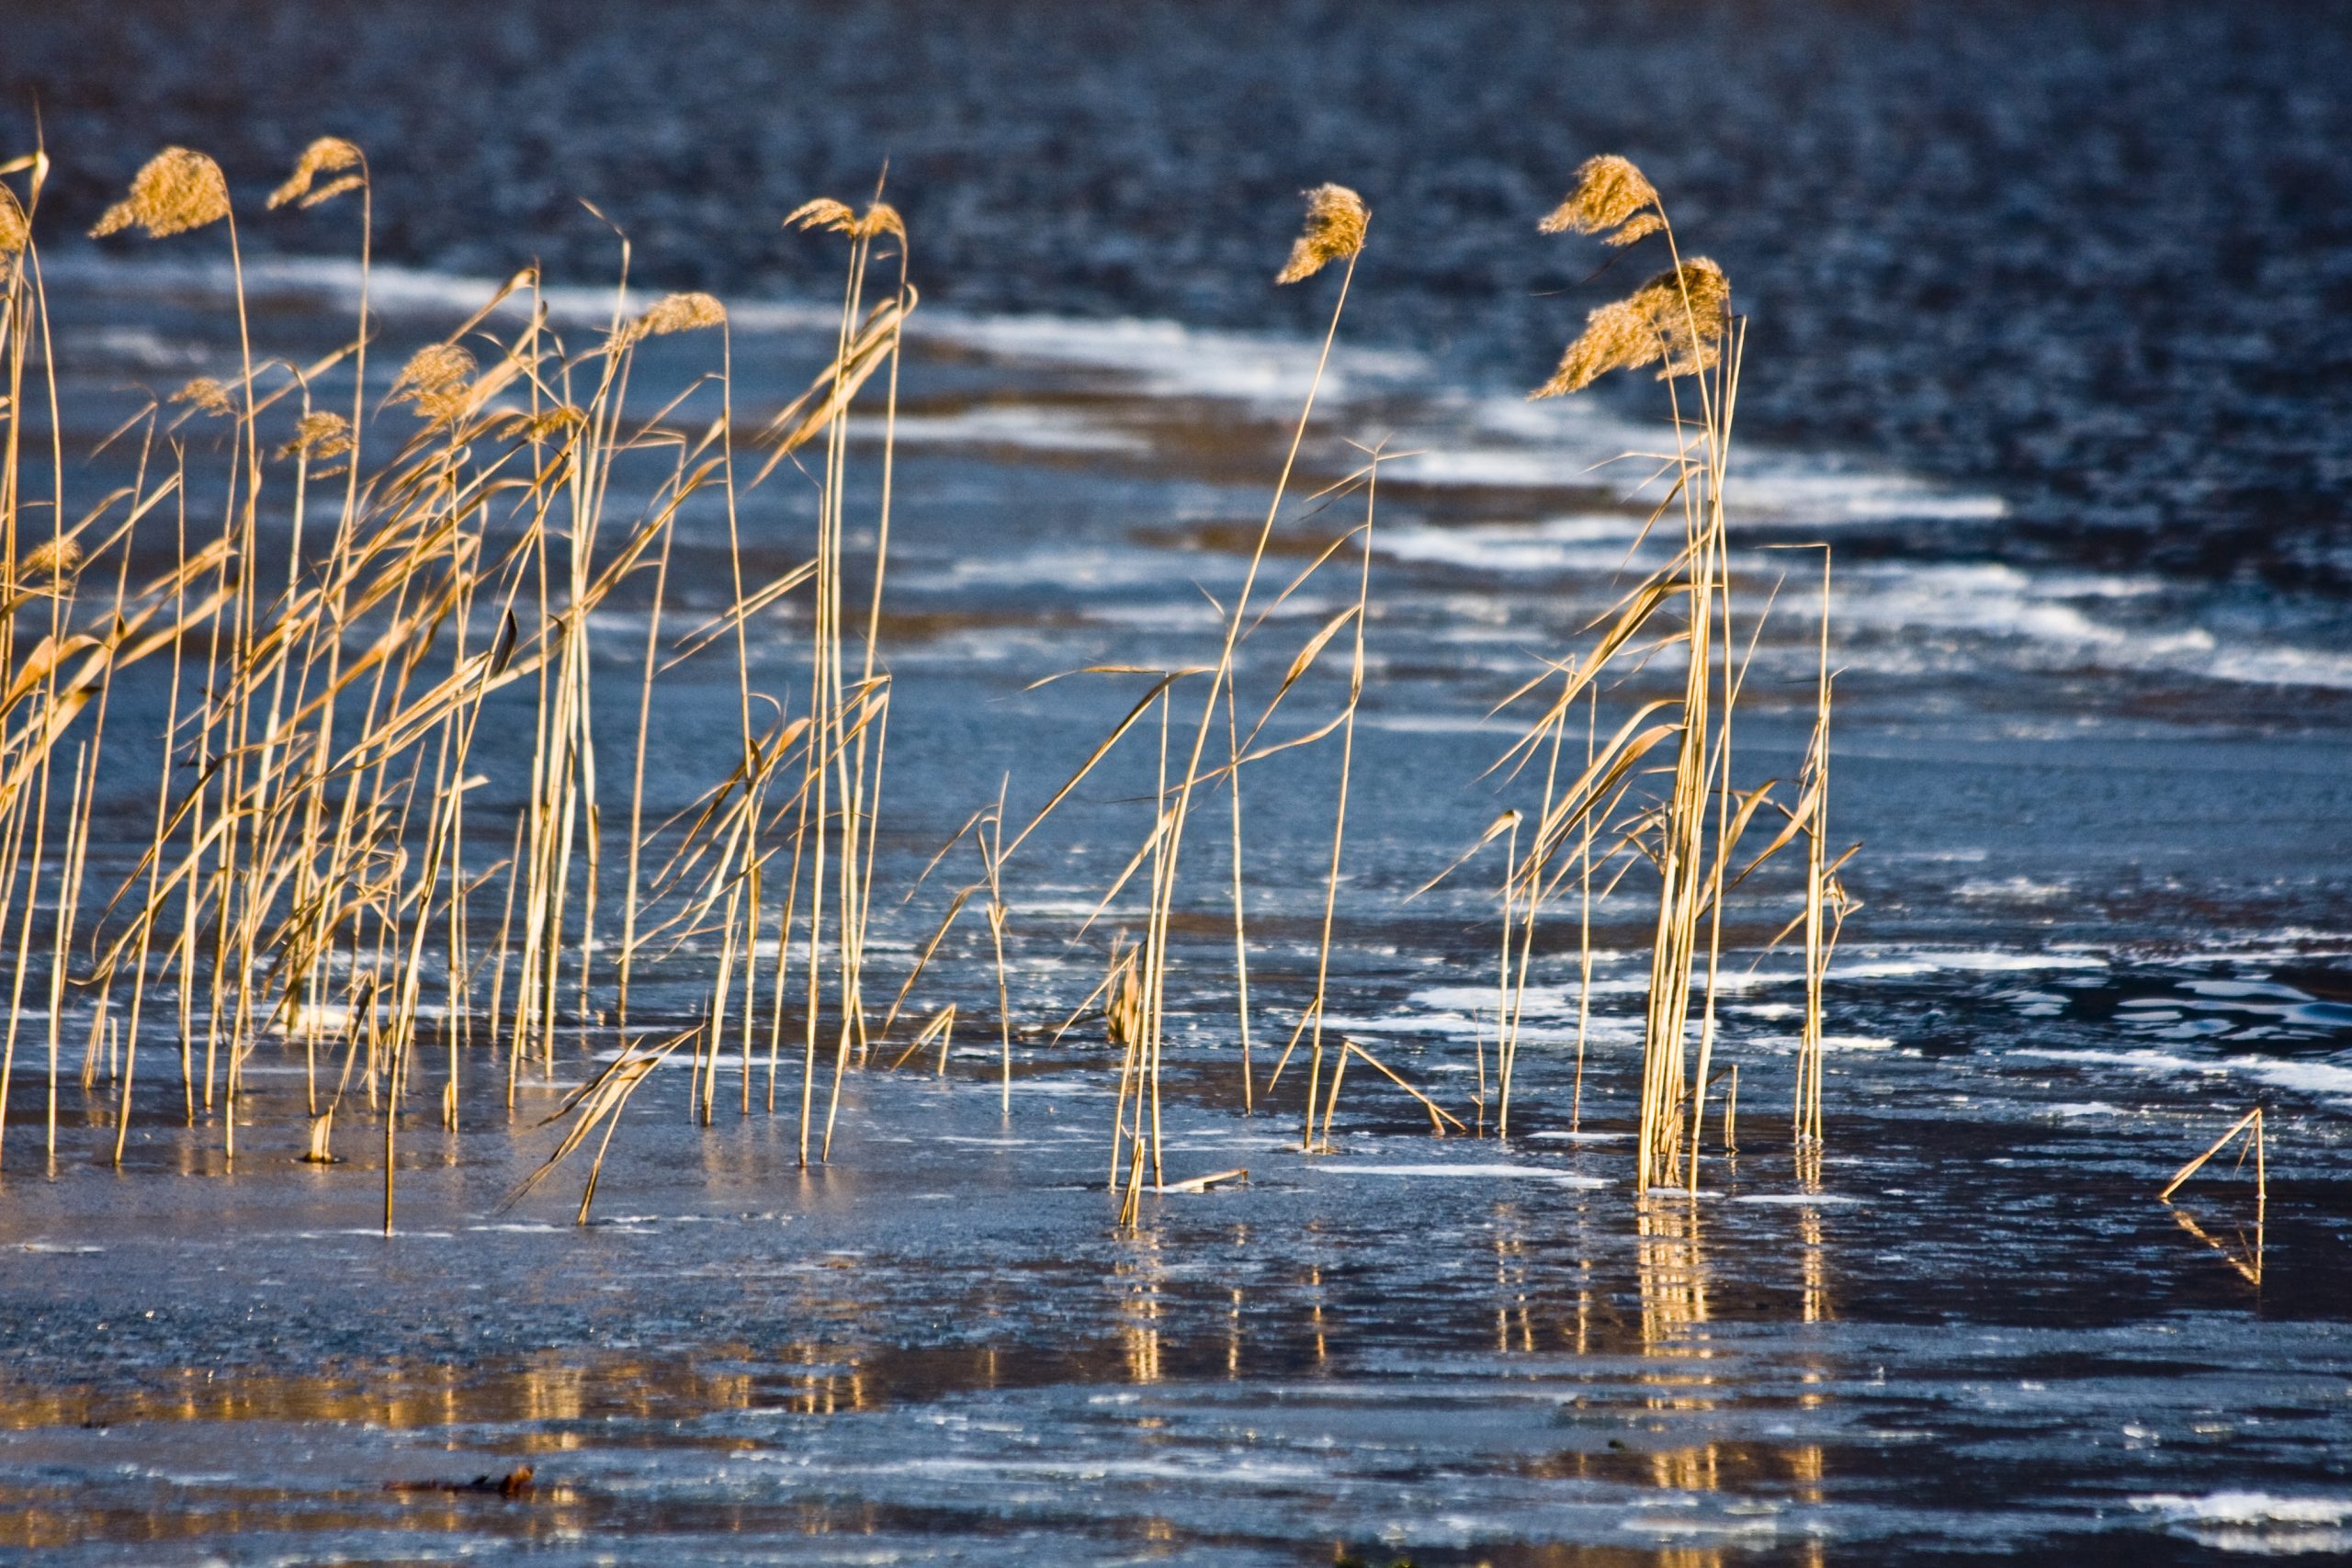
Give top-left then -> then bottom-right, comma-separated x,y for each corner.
6,0 -> 2348,590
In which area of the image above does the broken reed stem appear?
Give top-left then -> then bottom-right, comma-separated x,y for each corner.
1322,1039 -> 1465,1142
2158,1106 -> 2266,1205
1487,811 -> 1515,1131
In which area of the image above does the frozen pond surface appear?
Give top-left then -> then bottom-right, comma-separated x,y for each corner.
3,4 -> 2352,1555
0,252 -> 2342,1565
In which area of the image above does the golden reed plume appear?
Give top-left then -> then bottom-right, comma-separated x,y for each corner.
0,183 -> 27,261
1538,153 -> 1662,247
170,376 -> 237,418
268,137 -> 365,210
786,198 -> 905,242
506,405 -> 588,443
1532,258 -> 1729,398
392,343 -> 477,424
91,147 -> 231,238
279,411 -> 355,463
1275,184 -> 1370,285
621,291 -> 728,347
19,536 -> 82,583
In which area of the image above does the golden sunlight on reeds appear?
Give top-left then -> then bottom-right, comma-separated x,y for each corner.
0,135 -> 1877,1236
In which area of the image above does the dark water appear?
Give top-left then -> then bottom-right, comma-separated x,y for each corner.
7,0 -> 2352,590
3,4 -> 2351,1562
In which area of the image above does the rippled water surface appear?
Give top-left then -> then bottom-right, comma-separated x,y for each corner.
4,5 -> 2352,1562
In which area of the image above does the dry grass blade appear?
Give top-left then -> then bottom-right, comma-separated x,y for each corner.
1239,604 -> 1358,753
876,884 -> 979,1040
752,291 -> 913,479
1002,670 -> 1203,862
888,1003 -> 957,1073
501,1024 -> 698,1217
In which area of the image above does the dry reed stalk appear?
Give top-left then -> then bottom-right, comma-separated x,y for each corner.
1498,682 -> 1570,1139
1795,550 -> 1834,1146
1572,685 -> 1597,1130
0,741 -> 53,1166
776,194 -> 908,1165
835,202 -> 912,1091
1488,808 -> 1518,1128
1525,156 -> 1740,1190
1299,459 -> 1378,1151
616,502 -> 673,1032
1117,185 -> 1366,1184
1142,698 -> 1173,1189
47,742 -> 92,1156
1225,683 -> 1252,1111
983,788 -> 1014,1116
1112,695 -> 1179,1218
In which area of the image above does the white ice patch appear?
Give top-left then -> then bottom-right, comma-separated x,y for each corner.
1313,1162 -> 1609,1187
2133,1493 -> 2352,1555
1829,949 -> 2107,979
880,405 -> 1148,455
1733,1192 -> 1864,1205
1835,561 -> 2352,692
2011,1047 -> 2352,1107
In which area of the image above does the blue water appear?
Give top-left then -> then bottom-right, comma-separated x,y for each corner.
2,5 -> 2350,1560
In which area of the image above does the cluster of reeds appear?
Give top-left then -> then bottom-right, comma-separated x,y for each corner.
2,135 -> 1865,1225
920,162 -> 1856,1212
0,141 -> 917,1227
1409,157 -> 1856,1193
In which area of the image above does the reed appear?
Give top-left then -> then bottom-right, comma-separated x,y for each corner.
0,137 -> 923,1224
0,134 -> 1875,1231
2158,1106 -> 2266,1206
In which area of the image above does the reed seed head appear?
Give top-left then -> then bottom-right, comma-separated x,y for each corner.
1632,256 -> 1730,378
1538,154 -> 1660,244
279,410 -> 355,463
0,184 -> 27,262
393,343 -> 477,424
268,137 -> 366,209
621,290 -> 728,347
20,536 -> 82,583
1275,184 -> 1370,285
510,404 -> 588,442
1532,299 -> 1658,397
786,198 -> 905,241
91,147 -> 232,239
1531,257 -> 1731,398
170,376 -> 237,417
787,197 -> 857,233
